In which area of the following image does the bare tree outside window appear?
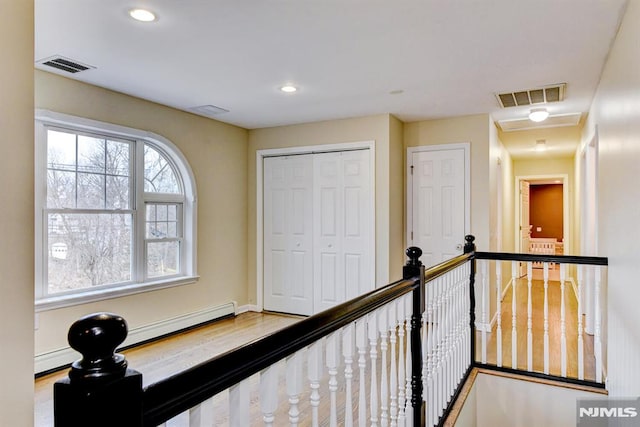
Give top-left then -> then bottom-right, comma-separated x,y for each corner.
46,129 -> 133,294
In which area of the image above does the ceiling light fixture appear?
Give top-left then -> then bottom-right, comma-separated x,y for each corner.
280,85 -> 297,93
529,107 -> 549,122
535,139 -> 547,152
129,8 -> 157,22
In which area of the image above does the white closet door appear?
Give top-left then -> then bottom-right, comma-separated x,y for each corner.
411,148 -> 465,267
263,155 -> 314,315
313,150 -> 372,314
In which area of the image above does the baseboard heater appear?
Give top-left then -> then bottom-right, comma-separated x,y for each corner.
35,302 -> 236,375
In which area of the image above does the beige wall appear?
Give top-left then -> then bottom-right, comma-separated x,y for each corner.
389,115 -> 405,278
404,114 -> 491,250
34,71 -> 249,354
0,1 -> 34,425
582,0 -> 640,396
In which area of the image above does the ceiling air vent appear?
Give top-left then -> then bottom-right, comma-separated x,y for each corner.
190,105 -> 230,118
36,55 -> 95,74
496,84 -> 566,108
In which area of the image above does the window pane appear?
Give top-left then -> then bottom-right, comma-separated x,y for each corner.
106,140 -> 130,176
144,145 -> 180,193
47,213 -> 132,294
146,203 -> 181,239
77,173 -> 105,209
106,176 -> 130,209
167,204 -> 177,221
78,135 -> 106,174
47,130 -> 76,171
147,241 -> 180,278
47,170 -> 75,208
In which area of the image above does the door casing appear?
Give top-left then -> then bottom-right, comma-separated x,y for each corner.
256,141 -> 376,313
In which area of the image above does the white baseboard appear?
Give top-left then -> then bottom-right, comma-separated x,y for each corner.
35,302 -> 235,374
236,304 -> 260,314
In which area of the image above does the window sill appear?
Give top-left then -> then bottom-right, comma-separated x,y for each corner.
35,275 -> 200,312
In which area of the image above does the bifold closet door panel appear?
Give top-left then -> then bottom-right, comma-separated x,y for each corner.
313,150 -> 372,314
263,155 -> 314,316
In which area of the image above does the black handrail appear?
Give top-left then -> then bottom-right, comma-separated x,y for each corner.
143,276 -> 419,425
476,251 -> 608,266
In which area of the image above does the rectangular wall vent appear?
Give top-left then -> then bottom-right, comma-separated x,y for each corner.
36,55 -> 95,74
496,84 -> 566,108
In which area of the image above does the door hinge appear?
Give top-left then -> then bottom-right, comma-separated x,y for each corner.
411,231 -> 414,240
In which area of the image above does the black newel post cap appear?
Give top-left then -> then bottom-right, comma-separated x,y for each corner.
403,246 -> 423,279
406,246 -> 423,266
68,312 -> 129,383
464,235 -> 476,253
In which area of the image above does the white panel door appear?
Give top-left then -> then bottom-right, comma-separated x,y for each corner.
313,150 -> 372,313
411,148 -> 466,267
263,155 -> 314,315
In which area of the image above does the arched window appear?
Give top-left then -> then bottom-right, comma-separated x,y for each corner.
35,110 -> 197,309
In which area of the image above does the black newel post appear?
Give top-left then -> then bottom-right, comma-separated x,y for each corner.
464,235 -> 477,367
403,247 -> 425,426
403,246 -> 423,280
54,313 -> 143,427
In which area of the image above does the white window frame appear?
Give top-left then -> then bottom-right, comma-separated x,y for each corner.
35,110 -> 198,311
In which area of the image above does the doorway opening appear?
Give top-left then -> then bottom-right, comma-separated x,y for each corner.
515,174 -> 570,257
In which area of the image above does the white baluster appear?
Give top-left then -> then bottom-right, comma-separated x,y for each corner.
397,298 -> 407,425
260,364 -> 279,427
379,306 -> 389,427
496,261 -> 503,367
326,331 -> 340,427
543,262 -> 550,375
229,378 -> 250,427
286,351 -> 304,426
481,260 -> 488,364
189,397 -> 214,427
595,266 -> 603,383
405,295 -> 414,427
560,263 -> 567,377
527,262 -> 533,372
388,302 -> 398,427
342,323 -> 355,427
356,319 -> 368,427
308,340 -> 323,427
511,261 -> 517,369
577,265 -> 585,380
368,311 -> 379,427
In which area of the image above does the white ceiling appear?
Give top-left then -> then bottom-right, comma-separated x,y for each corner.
35,1 -> 626,147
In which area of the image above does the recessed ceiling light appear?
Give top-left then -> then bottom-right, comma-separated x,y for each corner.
280,85 -> 297,93
529,108 -> 549,122
129,8 -> 157,22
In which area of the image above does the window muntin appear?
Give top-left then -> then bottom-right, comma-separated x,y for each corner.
144,145 -> 180,194
36,112 -> 196,306
145,202 -> 182,279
